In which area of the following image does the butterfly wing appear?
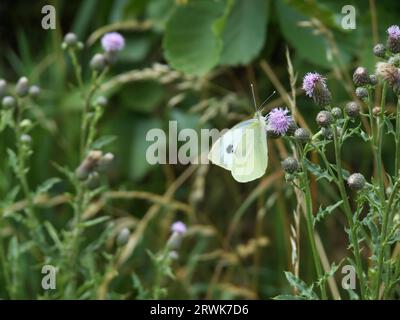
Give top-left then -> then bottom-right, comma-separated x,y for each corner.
231,114 -> 268,183
208,119 -> 257,170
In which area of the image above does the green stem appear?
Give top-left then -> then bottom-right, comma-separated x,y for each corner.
376,83 -> 387,205
298,145 -> 327,299
80,68 -> 108,158
395,96 -> 400,177
68,49 -> 84,90
331,124 -> 366,299
374,82 -> 389,299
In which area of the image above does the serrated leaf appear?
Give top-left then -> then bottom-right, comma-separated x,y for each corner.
163,0 -> 227,75
90,135 -> 117,149
220,0 -> 268,65
314,200 -> 343,226
284,271 -> 318,299
80,216 -> 110,228
44,221 -> 63,250
7,148 -> 19,176
304,158 -> 333,182
0,109 -> 14,132
36,177 -> 61,195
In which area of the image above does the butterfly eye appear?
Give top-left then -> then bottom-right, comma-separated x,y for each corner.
226,144 -> 234,154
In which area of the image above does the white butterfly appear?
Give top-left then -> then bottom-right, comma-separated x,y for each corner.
208,88 -> 274,183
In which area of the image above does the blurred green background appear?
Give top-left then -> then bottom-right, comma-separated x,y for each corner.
0,0 -> 399,299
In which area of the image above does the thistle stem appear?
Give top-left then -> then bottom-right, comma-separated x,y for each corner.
331,123 -> 366,299
298,145 -> 327,299
395,96 -> 400,177
374,82 -> 389,299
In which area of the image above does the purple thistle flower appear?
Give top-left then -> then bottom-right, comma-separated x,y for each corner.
387,25 -> 400,54
302,72 -> 331,106
267,108 -> 291,135
101,32 -> 125,52
302,72 -> 326,97
171,221 -> 187,235
387,25 -> 400,40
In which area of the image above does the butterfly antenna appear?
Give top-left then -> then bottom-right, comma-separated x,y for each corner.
250,83 -> 258,112
258,90 -> 276,111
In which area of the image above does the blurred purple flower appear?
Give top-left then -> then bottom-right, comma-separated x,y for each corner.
171,221 -> 187,235
302,72 -> 326,97
101,32 -> 125,52
267,108 -> 291,135
387,25 -> 400,40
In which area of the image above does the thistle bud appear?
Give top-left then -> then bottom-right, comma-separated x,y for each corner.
90,53 -> 106,72
75,166 -> 89,181
316,110 -> 333,127
29,85 -> 40,98
345,102 -> 360,118
376,62 -> 400,86
281,157 -> 299,174
20,119 -> 32,130
353,67 -> 370,87
75,150 -> 103,180
95,96 -> 108,107
20,134 -> 32,144
16,77 -> 29,97
372,106 -> 381,117
331,107 -> 342,119
313,86 -> 331,107
294,128 -> 310,143
388,55 -> 400,67
97,152 -> 114,173
2,96 -> 16,109
356,87 -> 368,100
166,221 -> 187,250
64,32 -> 78,47
0,79 -> 7,96
169,251 -> 179,260
116,228 -> 130,246
86,171 -> 101,190
369,74 -> 378,86
347,173 -> 366,191
373,43 -> 386,58
286,117 -> 298,136
104,51 -> 117,65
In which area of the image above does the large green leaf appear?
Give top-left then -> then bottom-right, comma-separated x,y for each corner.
276,0 -> 351,68
130,118 -> 162,181
220,0 -> 268,65
163,0 -> 228,76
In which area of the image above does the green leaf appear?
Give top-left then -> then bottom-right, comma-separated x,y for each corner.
276,0 -> 350,68
0,109 -> 14,132
284,271 -> 318,299
220,0 -> 268,65
44,221 -> 63,250
130,118 -> 162,181
314,200 -> 343,226
7,149 -> 19,177
316,261 -> 341,288
91,135 -> 117,149
36,177 -> 61,195
80,216 -> 110,228
304,158 -> 333,182
121,80 -> 165,113
163,0 -> 227,75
